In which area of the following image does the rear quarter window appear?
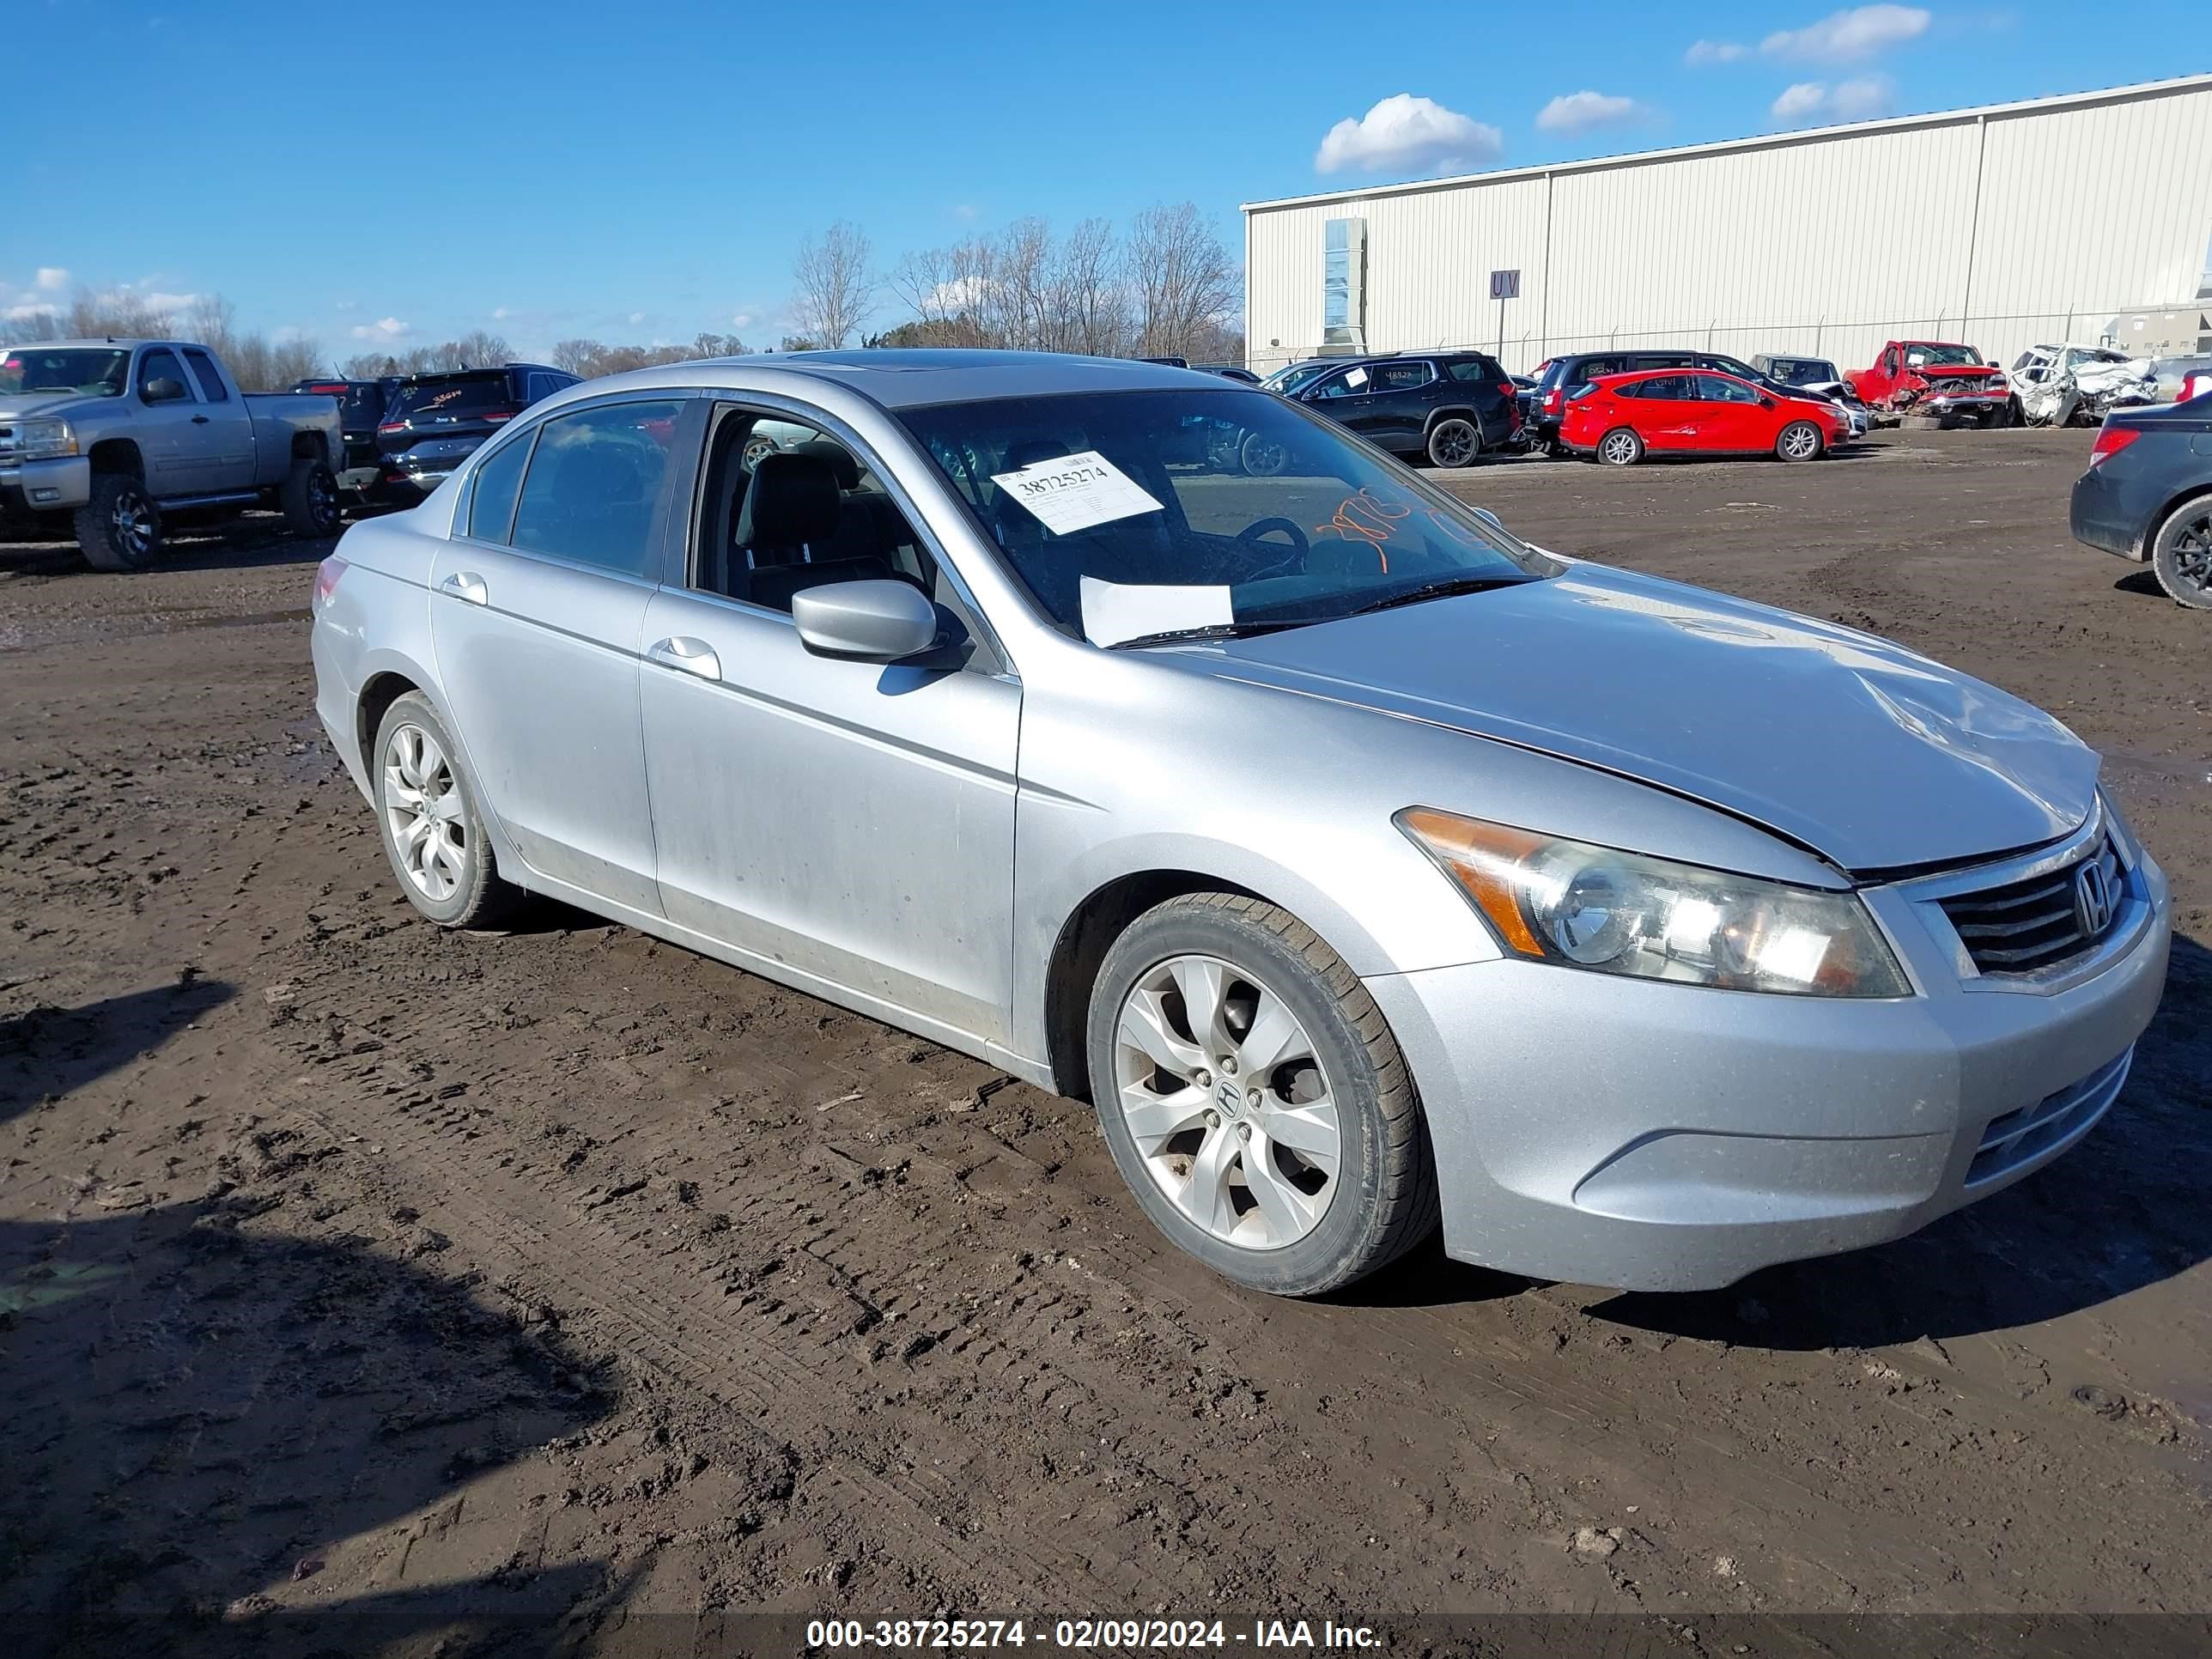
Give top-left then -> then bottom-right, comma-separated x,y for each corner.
466,430 -> 533,544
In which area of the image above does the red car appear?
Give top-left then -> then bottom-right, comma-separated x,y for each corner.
1562,368 -> 1847,465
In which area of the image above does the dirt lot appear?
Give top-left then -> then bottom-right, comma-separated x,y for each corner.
3,428 -> 2209,1652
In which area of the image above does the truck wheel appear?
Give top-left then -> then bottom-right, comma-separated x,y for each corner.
282,457 -> 343,538
2150,494 -> 2212,611
1425,417 -> 1480,468
1775,421 -> 1823,462
73,473 -> 163,572
1085,892 -> 1438,1297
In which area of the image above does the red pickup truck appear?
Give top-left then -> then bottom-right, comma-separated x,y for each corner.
1849,340 -> 2014,426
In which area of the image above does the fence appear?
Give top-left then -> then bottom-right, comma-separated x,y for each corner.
1244,302 -> 2212,380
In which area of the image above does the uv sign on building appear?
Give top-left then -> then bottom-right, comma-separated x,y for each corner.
1243,74 -> 2212,378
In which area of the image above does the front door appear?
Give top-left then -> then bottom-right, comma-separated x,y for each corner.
1686,373 -> 1763,452
131,347 -> 210,496
638,404 -> 1021,1043
426,396 -> 693,915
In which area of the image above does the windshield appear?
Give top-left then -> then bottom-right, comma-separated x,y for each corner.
1770,359 -> 1838,386
896,388 -> 1557,645
0,348 -> 129,398
1905,344 -> 1984,368
387,375 -> 511,421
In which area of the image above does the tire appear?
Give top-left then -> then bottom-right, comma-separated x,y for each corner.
371,692 -> 524,928
1775,421 -> 1824,463
281,456 -> 343,538
2149,493 -> 2212,611
1085,891 -> 1438,1297
1239,430 -> 1289,477
73,472 -> 163,571
1595,428 -> 1644,467
1425,416 -> 1480,468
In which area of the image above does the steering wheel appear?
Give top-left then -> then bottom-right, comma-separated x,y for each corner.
1237,516 -> 1310,581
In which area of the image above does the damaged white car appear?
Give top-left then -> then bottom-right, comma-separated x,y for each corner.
2009,344 -> 2160,427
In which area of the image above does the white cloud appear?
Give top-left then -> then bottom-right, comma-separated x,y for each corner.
1535,90 -> 1645,134
926,276 -> 991,313
1316,94 -> 1504,176
143,290 -> 202,313
952,204 -> 979,222
1686,39 -> 1750,64
491,305 -> 510,320
35,266 -> 68,292
349,316 -> 410,342
731,312 -> 754,329
1760,4 -> 1929,64
629,311 -> 647,325
1771,74 -> 1896,124
6,301 -> 60,323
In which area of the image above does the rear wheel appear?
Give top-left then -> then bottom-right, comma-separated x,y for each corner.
1239,430 -> 1289,477
371,692 -> 524,928
1775,421 -> 1823,462
1425,417 -> 1480,468
1086,892 -> 1438,1297
1596,428 -> 1644,467
2150,494 -> 2212,610
282,456 -> 342,538
73,472 -> 163,571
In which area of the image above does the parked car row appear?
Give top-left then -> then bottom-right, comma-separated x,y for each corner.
2069,377 -> 2212,611
294,362 -> 580,507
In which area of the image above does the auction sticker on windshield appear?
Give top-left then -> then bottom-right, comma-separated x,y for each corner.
991,449 -> 1164,537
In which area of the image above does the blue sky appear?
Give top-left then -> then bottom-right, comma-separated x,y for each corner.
3,1 -> 2205,360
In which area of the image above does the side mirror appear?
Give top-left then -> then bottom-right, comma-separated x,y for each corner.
143,376 -> 187,404
791,578 -> 940,662
1758,395 -> 1776,410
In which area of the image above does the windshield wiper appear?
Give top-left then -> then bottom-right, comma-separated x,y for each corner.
1339,574 -> 1533,619
1105,620 -> 1306,650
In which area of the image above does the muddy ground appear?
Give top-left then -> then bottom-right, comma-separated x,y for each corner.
3,428 -> 2209,1654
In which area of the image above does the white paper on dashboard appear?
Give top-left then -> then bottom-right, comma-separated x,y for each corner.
989,448 -> 1164,537
1345,366 -> 1369,388
1079,576 -> 1233,649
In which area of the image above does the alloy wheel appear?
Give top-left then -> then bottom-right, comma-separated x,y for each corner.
308,466 -> 339,531
1111,953 -> 1342,1250
381,722 -> 469,902
2171,510 -> 2212,599
1780,423 -> 1820,460
1600,431 -> 1638,465
110,489 -> 155,559
1431,420 -> 1477,467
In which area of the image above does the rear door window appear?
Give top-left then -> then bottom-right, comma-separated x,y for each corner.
182,349 -> 229,402
1636,375 -> 1688,401
467,429 -> 535,544
1368,361 -> 1434,392
509,400 -> 684,577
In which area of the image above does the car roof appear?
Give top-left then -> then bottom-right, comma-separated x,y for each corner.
9,337 -> 186,352
578,349 -> 1238,410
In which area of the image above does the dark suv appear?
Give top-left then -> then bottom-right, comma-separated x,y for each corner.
293,376 -> 401,500
1290,351 -> 1520,465
1528,349 -> 1791,452
375,362 -> 579,495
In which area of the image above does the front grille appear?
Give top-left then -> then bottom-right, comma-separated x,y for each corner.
1966,1048 -> 2131,1186
1937,835 -> 2122,975
0,425 -> 18,466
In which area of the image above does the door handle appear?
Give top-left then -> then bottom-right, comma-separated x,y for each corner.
647,636 -> 721,681
191,415 -> 210,424
438,572 -> 489,605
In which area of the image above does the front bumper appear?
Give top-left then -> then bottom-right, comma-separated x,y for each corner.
0,454 -> 92,515
1368,828 -> 2171,1291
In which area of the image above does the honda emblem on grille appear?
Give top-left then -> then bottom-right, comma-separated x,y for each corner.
2073,858 -> 2117,937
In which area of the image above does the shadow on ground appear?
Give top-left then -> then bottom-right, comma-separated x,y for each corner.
0,979 -> 236,1127
0,1200 -> 621,1655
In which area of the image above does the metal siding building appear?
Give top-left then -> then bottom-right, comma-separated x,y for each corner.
1243,76 -> 2212,378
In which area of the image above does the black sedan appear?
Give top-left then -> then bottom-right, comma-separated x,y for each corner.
2069,392 -> 2212,609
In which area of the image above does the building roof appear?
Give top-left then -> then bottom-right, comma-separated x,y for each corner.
1243,73 -> 2212,215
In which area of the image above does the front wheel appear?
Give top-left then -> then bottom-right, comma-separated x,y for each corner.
1426,417 -> 1480,468
2150,494 -> 2212,610
282,457 -> 343,538
1775,421 -> 1824,463
1086,892 -> 1438,1297
73,473 -> 163,571
1596,427 -> 1644,467
1239,430 -> 1289,477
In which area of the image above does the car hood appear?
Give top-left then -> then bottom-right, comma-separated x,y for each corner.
1204,564 -> 2097,874
1912,363 -> 2000,381
0,391 -> 104,422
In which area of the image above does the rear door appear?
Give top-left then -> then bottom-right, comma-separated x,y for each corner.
1360,359 -> 1437,449
637,400 -> 1021,1043
1630,374 -> 1695,450
179,349 -> 256,489
427,394 -> 697,915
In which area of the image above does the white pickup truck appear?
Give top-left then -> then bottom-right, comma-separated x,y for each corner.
0,337 -> 344,569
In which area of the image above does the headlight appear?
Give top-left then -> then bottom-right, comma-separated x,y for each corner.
16,418 -> 77,460
1396,808 -> 1911,998
2099,789 -> 2142,866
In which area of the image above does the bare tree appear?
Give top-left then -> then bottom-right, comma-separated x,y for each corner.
790,222 -> 874,349
1054,216 -> 1127,356
1126,202 -> 1238,362
550,337 -> 601,374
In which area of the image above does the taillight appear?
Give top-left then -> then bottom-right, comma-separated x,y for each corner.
2089,426 -> 2142,467
1543,389 -> 1562,413
313,555 -> 348,607
378,422 -> 405,434
1497,381 -> 1516,398
483,411 -> 514,423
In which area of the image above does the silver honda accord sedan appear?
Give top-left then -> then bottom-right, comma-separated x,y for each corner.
310,350 -> 2171,1297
